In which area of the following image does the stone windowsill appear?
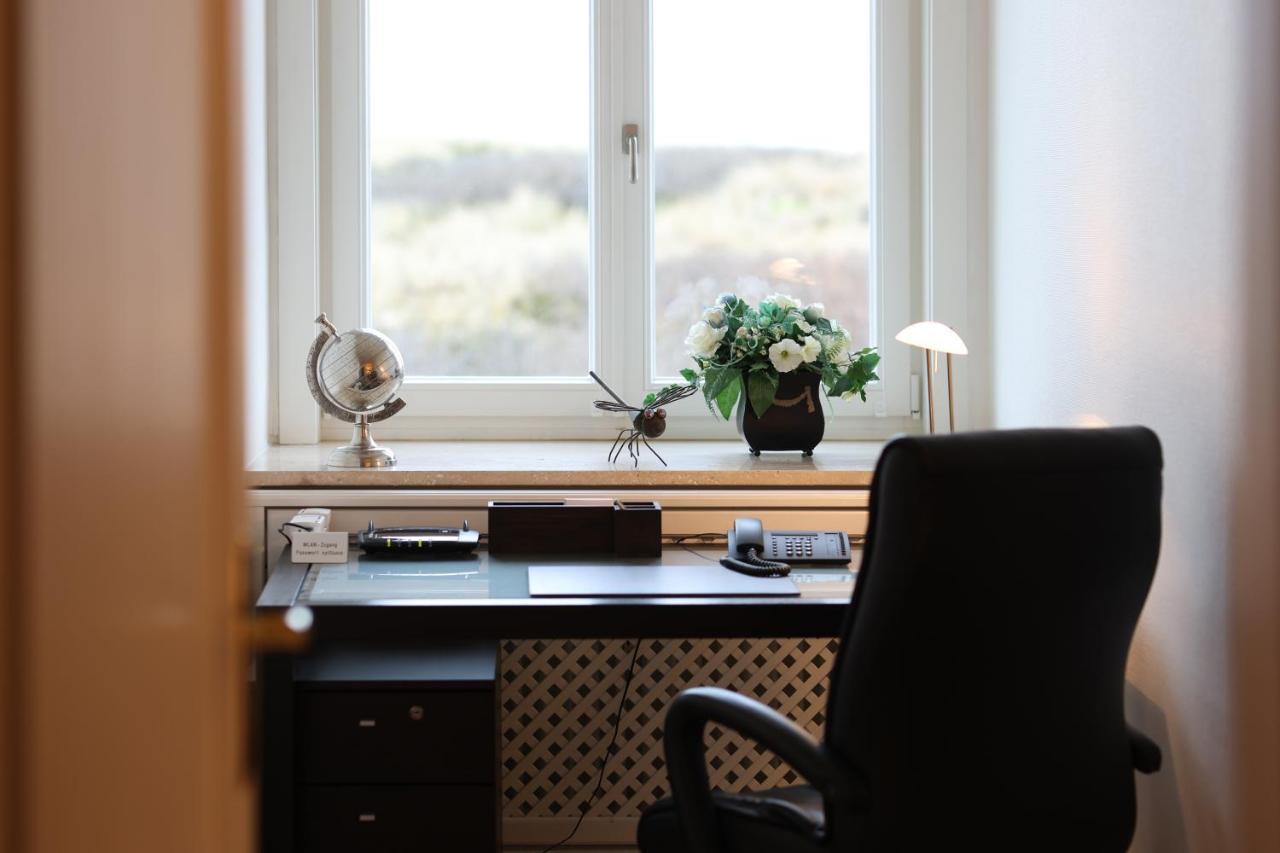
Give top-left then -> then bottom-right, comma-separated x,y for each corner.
245,440 -> 885,489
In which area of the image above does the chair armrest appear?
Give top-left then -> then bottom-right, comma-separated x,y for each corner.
662,686 -> 862,853
1128,724 -> 1162,774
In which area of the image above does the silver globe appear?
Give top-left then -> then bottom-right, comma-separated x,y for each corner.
317,328 -> 404,415
305,314 -> 406,468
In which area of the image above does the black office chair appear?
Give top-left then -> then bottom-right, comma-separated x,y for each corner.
639,427 -> 1164,853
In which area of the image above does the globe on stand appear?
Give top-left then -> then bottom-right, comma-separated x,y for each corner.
305,313 -> 406,468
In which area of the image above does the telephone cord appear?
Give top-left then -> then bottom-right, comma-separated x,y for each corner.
719,546 -> 791,578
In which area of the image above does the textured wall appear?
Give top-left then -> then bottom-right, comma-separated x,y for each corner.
988,2 -> 1280,850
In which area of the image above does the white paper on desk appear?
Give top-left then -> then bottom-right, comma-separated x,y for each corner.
529,564 -> 798,597
291,531 -> 349,563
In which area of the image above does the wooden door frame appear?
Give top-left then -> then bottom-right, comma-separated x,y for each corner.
0,0 -> 20,850
1,1 -> 250,851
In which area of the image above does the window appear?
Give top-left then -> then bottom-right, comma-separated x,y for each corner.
280,0 -> 913,441
369,2 -> 590,378
651,1 -> 872,380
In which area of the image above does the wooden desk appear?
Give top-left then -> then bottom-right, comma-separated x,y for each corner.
258,548 -> 857,852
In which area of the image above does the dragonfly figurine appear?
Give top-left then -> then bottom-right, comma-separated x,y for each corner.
589,371 -> 697,467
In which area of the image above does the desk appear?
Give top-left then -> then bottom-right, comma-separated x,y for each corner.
258,548 -> 857,851
259,548 -> 857,644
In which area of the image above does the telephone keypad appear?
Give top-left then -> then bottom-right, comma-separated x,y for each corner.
765,531 -> 850,565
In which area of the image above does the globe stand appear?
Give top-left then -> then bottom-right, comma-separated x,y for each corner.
327,415 -> 396,468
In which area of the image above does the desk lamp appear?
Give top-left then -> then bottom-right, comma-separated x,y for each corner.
895,321 -> 968,433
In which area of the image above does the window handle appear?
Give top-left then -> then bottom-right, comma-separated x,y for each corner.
623,124 -> 639,184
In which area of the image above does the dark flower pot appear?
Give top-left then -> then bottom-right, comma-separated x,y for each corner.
736,370 -> 825,456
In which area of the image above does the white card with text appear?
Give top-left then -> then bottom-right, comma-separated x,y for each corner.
291,531 -> 349,563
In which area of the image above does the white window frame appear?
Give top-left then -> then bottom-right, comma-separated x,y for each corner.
270,0 -> 926,443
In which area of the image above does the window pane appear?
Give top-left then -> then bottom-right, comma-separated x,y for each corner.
652,0 -> 871,379
370,1 -> 589,377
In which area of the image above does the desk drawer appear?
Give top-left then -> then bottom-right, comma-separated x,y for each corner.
299,785 -> 496,853
297,689 -> 494,784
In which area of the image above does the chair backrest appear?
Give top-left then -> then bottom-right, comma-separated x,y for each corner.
825,427 -> 1162,851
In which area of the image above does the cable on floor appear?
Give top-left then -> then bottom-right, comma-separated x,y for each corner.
540,637 -> 644,853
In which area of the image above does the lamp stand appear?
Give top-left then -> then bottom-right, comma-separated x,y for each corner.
924,348 -> 936,433
946,352 -> 956,432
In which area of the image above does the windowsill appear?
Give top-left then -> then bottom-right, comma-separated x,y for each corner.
245,440 -> 885,489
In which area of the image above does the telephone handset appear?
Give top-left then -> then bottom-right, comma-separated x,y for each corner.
722,518 -> 852,578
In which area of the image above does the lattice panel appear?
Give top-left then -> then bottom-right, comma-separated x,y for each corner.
500,638 -> 839,820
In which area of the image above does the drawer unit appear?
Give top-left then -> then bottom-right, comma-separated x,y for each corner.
281,644 -> 501,852
297,688 -> 493,784
299,785 -> 495,853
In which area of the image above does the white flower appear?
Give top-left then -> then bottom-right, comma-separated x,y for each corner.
735,327 -> 749,338
685,321 -> 727,358
795,318 -> 815,334
702,306 -> 726,327
768,339 -> 804,373
803,303 -> 825,322
767,292 -> 801,311
841,390 -> 856,401
800,335 -> 821,363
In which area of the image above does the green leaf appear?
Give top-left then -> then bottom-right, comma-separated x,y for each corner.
747,370 -> 779,418
827,349 -> 882,399
701,365 -> 737,416
704,365 -> 737,399
642,392 -> 657,406
821,364 -> 838,388
714,374 -> 742,420
828,370 -> 855,397
680,367 -> 700,383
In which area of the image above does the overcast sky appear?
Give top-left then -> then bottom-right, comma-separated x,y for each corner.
370,0 -> 871,159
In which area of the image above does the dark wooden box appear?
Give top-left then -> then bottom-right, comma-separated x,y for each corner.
486,500 -> 616,555
613,501 -> 662,558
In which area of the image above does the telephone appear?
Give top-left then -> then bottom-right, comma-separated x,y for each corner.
722,518 -> 852,578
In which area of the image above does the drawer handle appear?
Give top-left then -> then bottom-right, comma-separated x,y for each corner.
358,719 -> 377,728
358,813 -> 377,823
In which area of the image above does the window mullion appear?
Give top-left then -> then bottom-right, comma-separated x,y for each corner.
274,0 -> 322,444
592,0 -> 648,406
616,0 -> 649,404
870,0 -> 912,417
592,0 -> 622,398
320,0 -> 366,333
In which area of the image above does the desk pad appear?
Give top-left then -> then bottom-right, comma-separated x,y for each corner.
528,563 -> 799,597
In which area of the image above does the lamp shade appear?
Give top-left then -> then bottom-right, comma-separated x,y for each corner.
894,321 -> 968,355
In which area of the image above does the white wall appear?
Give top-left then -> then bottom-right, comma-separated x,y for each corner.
988,1 -> 1280,850
241,0 -> 271,463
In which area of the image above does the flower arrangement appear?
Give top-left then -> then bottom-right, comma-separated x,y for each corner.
680,292 -> 880,420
